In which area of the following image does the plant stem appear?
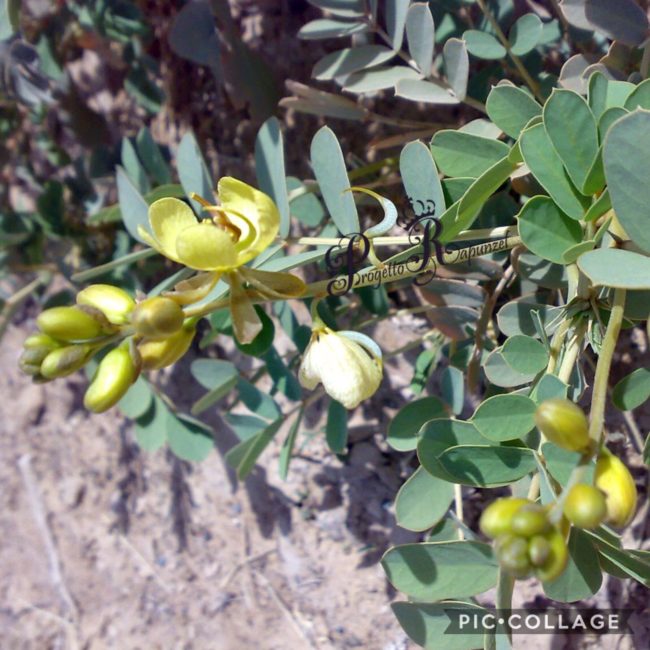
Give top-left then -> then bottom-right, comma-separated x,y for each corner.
475,0 -> 543,102
495,569 -> 515,643
454,484 -> 465,540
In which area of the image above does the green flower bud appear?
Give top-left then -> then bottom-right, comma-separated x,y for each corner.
534,398 -> 591,453
510,504 -> 550,538
534,527 -> 568,582
495,534 -> 532,578
84,344 -> 138,413
37,306 -> 108,341
594,452 -> 637,528
563,483 -> 607,529
76,284 -> 135,325
131,297 -> 185,340
24,333 -> 60,350
19,358 -> 43,377
528,535 -> 551,567
479,497 -> 530,539
138,324 -> 195,370
40,344 -> 92,379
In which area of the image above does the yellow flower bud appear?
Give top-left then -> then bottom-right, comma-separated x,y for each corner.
594,452 -> 637,528
510,503 -> 551,538
563,483 -> 607,529
495,534 -> 532,578
131,297 -> 184,339
76,284 -> 135,325
37,306 -> 108,341
40,344 -> 93,379
479,497 -> 530,539
298,327 -> 382,409
24,333 -> 60,350
84,344 -> 139,413
137,324 -> 196,370
535,398 -> 591,453
534,527 -> 568,582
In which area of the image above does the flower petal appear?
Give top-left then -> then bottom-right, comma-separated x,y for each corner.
217,177 -> 279,265
175,223 -> 238,271
228,273 -> 263,343
298,333 -> 322,390
239,267 -> 306,299
163,271 -> 221,305
148,198 -> 198,262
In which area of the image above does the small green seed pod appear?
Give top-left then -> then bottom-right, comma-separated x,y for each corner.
77,284 -> 135,325
510,504 -> 550,538
534,527 -> 568,582
37,306 -> 107,342
495,534 -> 532,578
528,535 -> 551,567
138,324 -> 196,370
534,398 -> 591,453
479,497 -> 529,539
131,297 -> 185,340
40,345 -> 92,379
563,483 -> 607,529
84,344 -> 138,413
23,333 -> 60,350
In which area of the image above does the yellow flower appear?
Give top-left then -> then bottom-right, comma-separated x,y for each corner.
137,177 -> 279,272
299,327 -> 382,409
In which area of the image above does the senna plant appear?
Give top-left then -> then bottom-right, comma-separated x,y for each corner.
9,0 -> 650,648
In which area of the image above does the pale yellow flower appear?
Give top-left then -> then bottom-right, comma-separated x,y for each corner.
299,327 -> 383,409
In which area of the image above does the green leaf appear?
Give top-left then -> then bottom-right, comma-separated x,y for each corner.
225,413 -> 268,440
405,2 -> 435,75
486,85 -> 542,138
255,117 -> 290,238
310,126 -> 359,234
312,45 -> 395,80
443,38 -> 469,101
440,366 -> 464,415
585,530 -> 650,587
577,248 -> 650,289
518,252 -> 568,289
136,127 -> 172,185
235,306 -> 275,357
392,601 -> 486,650
430,131 -> 509,178
583,0 -> 648,47
386,0 -> 409,50
237,379 -> 281,420
119,376 -> 152,419
343,66 -> 421,93
463,30 -> 506,59
542,443 -> 594,486
483,348 -> 537,388
603,109 -> 650,254
177,131 -> 214,213
517,196 -> 583,264
190,359 -> 239,415
279,408 -> 303,480
519,123 -> 588,220
584,188 -> 611,223
543,89 -> 599,194
400,140 -> 445,219
226,418 -> 284,479
395,79 -> 460,104
0,0 -> 20,38
531,373 -> 568,403
121,137 -> 150,194
472,394 -> 537,441
297,18 -> 367,39
612,368 -> 650,411
395,466 -> 454,532
383,541 -> 498,600
508,14 -> 543,56
263,347 -> 302,400
543,528 -> 603,602
624,78 -> 650,111
501,335 -> 549,375
116,167 -> 150,243
588,72 -> 634,120
598,106 -> 628,141
134,396 -> 168,451
167,413 -> 214,462
387,396 -> 447,451
437,445 -> 537,487
326,399 -> 348,453
497,298 -> 562,338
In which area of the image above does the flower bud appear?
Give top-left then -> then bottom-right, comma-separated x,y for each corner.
40,344 -> 92,379
528,535 -> 551,567
534,398 -> 591,453
563,483 -> 607,529
298,327 -> 382,409
495,534 -> 532,578
479,497 -> 530,539
510,504 -> 551,538
23,333 -> 60,350
534,527 -> 568,582
137,324 -> 196,370
76,284 -> 135,325
37,306 -> 108,341
131,297 -> 185,340
84,344 -> 138,413
594,452 -> 637,528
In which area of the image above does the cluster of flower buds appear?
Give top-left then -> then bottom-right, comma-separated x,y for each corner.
19,284 -> 197,413
480,498 -> 569,582
535,398 -> 637,530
